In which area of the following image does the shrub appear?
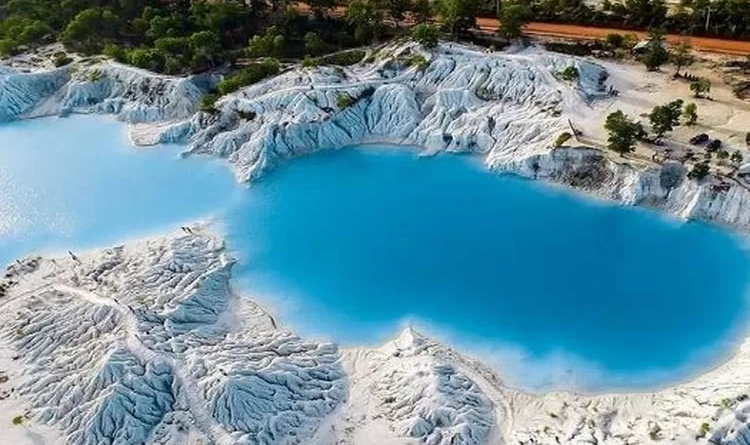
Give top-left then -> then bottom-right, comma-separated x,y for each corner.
336,93 -> 355,109
604,33 -> 625,49
0,38 -> 18,56
11,415 -> 23,425
163,57 -> 182,75
690,78 -> 711,98
216,59 -> 280,96
127,47 -> 165,72
103,44 -> 127,63
688,161 -> 710,180
558,66 -> 579,81
302,55 -> 321,68
199,93 -> 218,114
411,23 -> 440,49
53,53 -> 73,67
683,102 -> 698,125
304,32 -> 329,56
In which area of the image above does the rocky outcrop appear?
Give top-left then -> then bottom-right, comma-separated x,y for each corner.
0,61 -> 206,123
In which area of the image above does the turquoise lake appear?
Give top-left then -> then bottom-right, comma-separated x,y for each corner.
2,116 -> 750,391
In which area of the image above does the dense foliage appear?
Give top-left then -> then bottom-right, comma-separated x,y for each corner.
0,0 -> 367,74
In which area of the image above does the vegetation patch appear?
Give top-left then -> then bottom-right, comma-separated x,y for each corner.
320,49 -> 366,67
401,54 -> 430,71
557,66 -> 580,82
199,93 -> 219,114
336,93 -> 356,109
53,52 -> 73,67
217,59 -> 280,96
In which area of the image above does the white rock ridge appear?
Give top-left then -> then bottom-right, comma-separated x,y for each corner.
2,230 -> 750,445
4,41 -> 750,231
0,231 -> 345,445
0,60 -> 206,123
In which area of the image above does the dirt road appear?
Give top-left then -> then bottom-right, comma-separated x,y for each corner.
516,22 -> 750,55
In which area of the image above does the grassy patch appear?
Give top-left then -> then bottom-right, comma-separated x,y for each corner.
217,59 -> 280,96
336,93 -> 355,109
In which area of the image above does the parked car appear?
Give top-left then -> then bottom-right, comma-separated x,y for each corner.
706,139 -> 722,152
690,133 -> 709,145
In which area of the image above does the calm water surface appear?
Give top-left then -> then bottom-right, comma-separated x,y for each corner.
0,116 -> 239,266
2,116 -> 749,391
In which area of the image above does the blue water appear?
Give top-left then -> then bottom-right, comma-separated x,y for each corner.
0,116 -> 239,267
2,117 -> 750,391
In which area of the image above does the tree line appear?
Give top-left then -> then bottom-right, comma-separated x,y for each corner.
0,0 -> 376,73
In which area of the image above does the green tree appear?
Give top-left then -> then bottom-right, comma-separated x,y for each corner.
411,23 -> 441,49
648,99 -> 683,137
304,32 -> 329,56
435,0 -> 478,36
411,0 -> 433,23
670,37 -> 695,77
604,110 -> 642,156
498,1 -> 528,39
344,1 -> 383,44
246,27 -> 286,58
59,8 -> 119,53
640,28 -> 669,71
690,77 -> 711,98
688,161 -> 710,180
0,38 -> 18,56
103,43 -> 127,62
683,102 -> 698,125
127,47 -> 165,71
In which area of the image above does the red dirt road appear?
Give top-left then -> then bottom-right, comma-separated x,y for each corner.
515,21 -> 750,56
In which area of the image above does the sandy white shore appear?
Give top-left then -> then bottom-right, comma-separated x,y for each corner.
3,41 -> 750,445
